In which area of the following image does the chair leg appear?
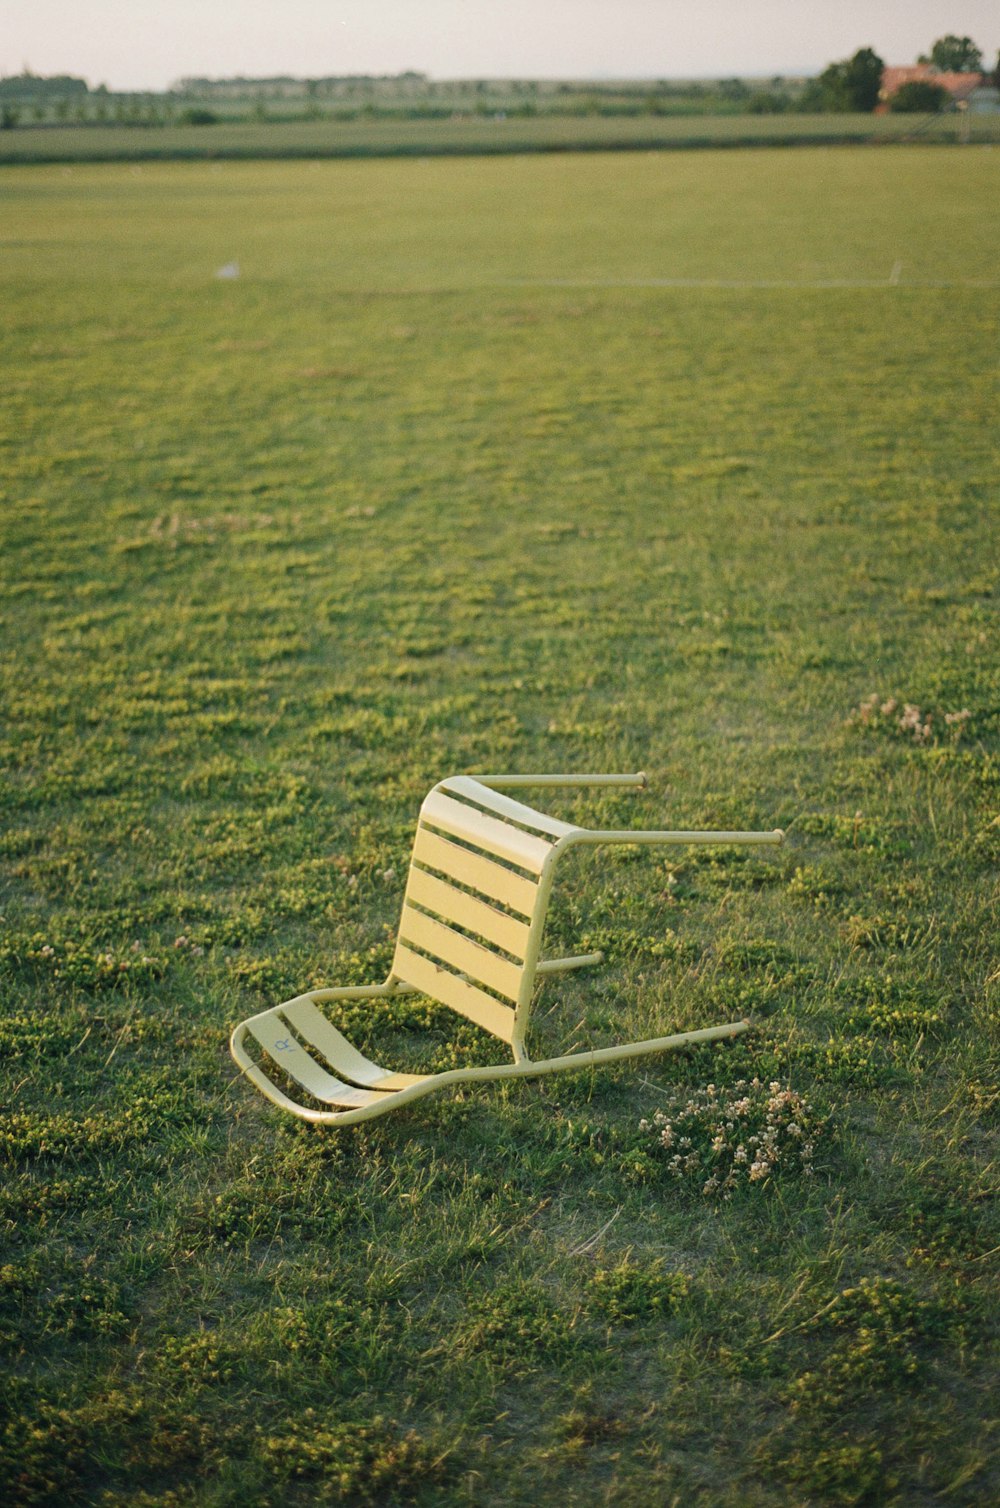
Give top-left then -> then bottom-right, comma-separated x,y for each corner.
536,951 -> 604,975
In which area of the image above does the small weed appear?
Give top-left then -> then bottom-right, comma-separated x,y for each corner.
788,1276 -> 964,1414
716,939 -> 795,973
971,814 -> 1000,870
2,1399 -> 97,1506
796,810 -> 905,854
157,1330 -> 237,1386
634,1078 -> 822,1196
759,1432 -> 890,1507
255,1413 -> 451,1501
902,1175 -> 995,1268
787,863 -> 844,908
0,933 -> 166,991
556,1403 -> 632,1447
1,1092 -> 208,1164
586,1259 -> 689,1325
458,1279 -> 579,1373
848,693 -> 973,747
791,1034 -> 897,1088
838,974 -> 946,1039
840,912 -> 929,951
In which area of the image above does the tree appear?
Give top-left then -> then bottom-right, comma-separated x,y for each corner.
889,81 -> 949,113
745,90 -> 788,115
845,47 -> 885,110
923,35 -> 983,72
813,47 -> 884,112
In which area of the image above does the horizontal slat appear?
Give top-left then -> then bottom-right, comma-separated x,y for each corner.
404,865 -> 532,960
420,789 -> 553,874
281,998 -> 424,1090
246,1015 -> 387,1107
411,826 -> 540,917
392,942 -> 516,1041
399,903 -> 523,1001
441,776 -> 578,841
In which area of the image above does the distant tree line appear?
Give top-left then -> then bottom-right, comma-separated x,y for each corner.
0,36 -> 996,132
0,71 -> 88,98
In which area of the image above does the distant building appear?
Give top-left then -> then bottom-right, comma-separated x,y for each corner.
968,85 -> 999,114
877,64 -> 984,112
174,73 -> 429,100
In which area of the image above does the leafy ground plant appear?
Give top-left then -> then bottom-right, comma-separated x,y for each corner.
636,1078 -> 821,1196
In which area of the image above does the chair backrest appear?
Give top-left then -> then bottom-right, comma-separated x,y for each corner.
390,776 -> 581,1043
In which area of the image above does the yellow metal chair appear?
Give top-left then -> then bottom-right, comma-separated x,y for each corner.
230,774 -> 783,1125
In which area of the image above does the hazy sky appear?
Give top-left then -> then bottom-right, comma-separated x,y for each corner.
2,1 -> 997,91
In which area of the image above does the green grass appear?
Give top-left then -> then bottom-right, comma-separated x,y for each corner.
1,149 -> 998,1506
2,109 -> 999,163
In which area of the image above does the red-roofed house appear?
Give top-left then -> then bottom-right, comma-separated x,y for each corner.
877,65 -> 984,112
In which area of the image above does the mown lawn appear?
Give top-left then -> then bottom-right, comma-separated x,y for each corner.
1,149 -> 997,1506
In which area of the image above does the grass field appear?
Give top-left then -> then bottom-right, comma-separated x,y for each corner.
2,109 -> 999,164
1,149 -> 998,1505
